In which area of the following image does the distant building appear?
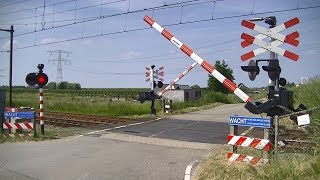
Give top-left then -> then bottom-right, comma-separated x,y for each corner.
154,84 -> 201,102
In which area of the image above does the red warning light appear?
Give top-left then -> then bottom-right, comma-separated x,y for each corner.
38,76 -> 45,83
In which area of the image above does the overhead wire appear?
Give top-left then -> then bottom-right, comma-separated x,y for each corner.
0,0 -> 319,55
0,0 -> 34,9
0,0 -> 213,40
1,4 -> 319,53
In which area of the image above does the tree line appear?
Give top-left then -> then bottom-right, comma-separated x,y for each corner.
46,81 -> 81,90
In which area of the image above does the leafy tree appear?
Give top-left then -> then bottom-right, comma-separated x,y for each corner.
46,82 -> 57,89
57,81 -> 68,89
208,60 -> 234,94
68,83 -> 81,90
73,83 -> 81,90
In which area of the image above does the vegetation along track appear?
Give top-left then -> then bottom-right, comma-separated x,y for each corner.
37,112 -> 128,127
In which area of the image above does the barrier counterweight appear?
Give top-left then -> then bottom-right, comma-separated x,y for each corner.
39,88 -> 44,135
144,16 -> 252,103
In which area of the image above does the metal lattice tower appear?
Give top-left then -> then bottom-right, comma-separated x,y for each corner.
47,50 -> 71,85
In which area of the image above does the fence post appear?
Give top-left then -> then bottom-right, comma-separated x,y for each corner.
263,127 -> 270,159
169,100 -> 173,113
274,115 -> 278,155
162,99 -> 165,113
229,125 -> 238,153
33,111 -> 37,137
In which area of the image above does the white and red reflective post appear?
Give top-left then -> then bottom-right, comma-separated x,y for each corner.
39,88 -> 44,135
143,15 -> 252,103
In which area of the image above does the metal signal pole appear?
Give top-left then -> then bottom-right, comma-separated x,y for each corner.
268,17 -> 278,91
150,65 -> 156,115
0,26 -> 14,107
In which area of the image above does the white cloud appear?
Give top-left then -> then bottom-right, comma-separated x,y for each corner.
39,37 -> 61,44
120,50 -> 141,60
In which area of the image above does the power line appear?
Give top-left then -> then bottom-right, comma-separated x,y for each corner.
0,3 -> 319,53
0,0 -> 211,40
0,0 -> 126,23
0,0 -> 207,23
64,47 -> 320,77
91,39 -> 236,63
47,50 -> 72,84
0,0 -> 76,16
0,0 -> 34,9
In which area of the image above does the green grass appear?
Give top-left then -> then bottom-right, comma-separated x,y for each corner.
7,89 -> 241,117
197,151 -> 320,180
8,91 -> 153,117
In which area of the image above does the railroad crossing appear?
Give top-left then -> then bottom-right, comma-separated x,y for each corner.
0,104 -> 253,180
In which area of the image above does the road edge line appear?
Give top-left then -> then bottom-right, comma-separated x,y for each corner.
184,160 -> 199,180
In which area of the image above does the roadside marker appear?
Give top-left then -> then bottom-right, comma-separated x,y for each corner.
227,135 -> 270,151
227,152 -> 268,165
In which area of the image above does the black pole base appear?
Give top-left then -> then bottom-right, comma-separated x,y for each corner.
150,99 -> 156,115
41,124 -> 44,135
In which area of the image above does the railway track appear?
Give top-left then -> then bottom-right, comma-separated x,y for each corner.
37,112 -> 128,127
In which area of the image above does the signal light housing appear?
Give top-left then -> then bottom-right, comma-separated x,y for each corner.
241,60 -> 260,81
157,81 -> 163,88
279,78 -> 287,86
262,59 -> 281,81
137,91 -> 159,104
25,64 -> 48,88
264,16 -> 277,26
25,73 -> 48,87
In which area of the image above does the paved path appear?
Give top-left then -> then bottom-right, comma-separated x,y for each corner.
0,103 -> 255,180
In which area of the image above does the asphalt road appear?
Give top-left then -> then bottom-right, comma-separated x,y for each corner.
0,103 -> 257,180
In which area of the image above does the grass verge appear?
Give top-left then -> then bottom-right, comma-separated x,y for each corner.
197,151 -> 320,180
197,78 -> 320,180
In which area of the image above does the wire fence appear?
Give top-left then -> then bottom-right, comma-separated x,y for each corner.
274,106 -> 320,155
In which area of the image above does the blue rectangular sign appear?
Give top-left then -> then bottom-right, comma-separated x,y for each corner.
4,111 -> 35,119
228,116 -> 271,128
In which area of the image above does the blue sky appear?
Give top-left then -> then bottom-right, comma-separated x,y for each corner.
0,0 -> 319,88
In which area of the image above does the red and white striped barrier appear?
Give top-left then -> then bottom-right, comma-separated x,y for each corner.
227,135 -> 270,151
144,16 -> 252,103
2,133 -> 31,138
3,122 -> 33,130
2,107 -> 35,138
227,152 -> 268,165
5,107 -> 18,112
159,62 -> 197,96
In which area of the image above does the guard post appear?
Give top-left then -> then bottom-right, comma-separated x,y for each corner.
162,99 -> 173,114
